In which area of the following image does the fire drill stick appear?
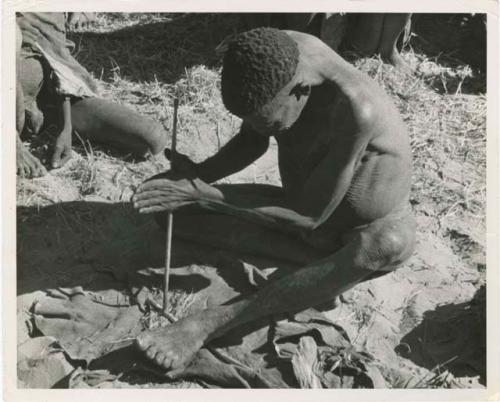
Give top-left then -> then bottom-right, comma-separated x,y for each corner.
163,97 -> 179,314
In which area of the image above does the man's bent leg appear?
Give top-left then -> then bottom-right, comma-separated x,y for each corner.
155,184 -> 332,265
378,14 -> 412,68
19,55 -> 44,135
16,34 -> 47,178
71,98 -> 167,156
136,207 -> 416,370
348,14 -> 384,56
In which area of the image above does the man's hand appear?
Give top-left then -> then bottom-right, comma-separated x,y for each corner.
164,148 -> 198,180
132,149 -> 206,213
51,128 -> 72,169
132,176 -> 219,214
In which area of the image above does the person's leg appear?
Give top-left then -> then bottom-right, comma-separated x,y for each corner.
136,206 -> 416,370
19,55 -> 45,136
377,14 -> 412,68
239,13 -> 273,30
16,27 -> 47,178
320,13 -> 348,52
282,13 -> 316,32
348,14 -> 385,56
16,78 -> 47,178
155,183 -> 332,265
70,98 -> 167,157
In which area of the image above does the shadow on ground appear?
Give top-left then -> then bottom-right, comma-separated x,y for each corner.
17,200 -> 310,388
69,13 -> 245,85
411,13 -> 486,94
397,285 -> 486,385
17,200 -> 301,297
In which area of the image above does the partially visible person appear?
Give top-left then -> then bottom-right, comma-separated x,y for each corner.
16,12 -> 167,178
131,28 -> 416,370
240,13 -> 412,68
65,12 -> 97,31
345,13 -> 412,69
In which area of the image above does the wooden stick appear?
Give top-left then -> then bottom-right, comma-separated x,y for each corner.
163,97 -> 179,314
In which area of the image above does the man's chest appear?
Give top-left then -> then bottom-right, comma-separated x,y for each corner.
276,98 -> 353,172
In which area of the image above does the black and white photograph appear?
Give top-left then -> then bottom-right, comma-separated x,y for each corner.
2,6 -> 496,397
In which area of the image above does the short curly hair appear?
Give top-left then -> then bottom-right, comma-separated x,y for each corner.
221,27 -> 299,116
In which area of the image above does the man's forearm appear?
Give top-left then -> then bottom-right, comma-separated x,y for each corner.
196,124 -> 269,183
61,97 -> 72,133
196,192 -> 316,236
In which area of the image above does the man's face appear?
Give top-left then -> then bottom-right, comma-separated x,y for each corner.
243,67 -> 311,136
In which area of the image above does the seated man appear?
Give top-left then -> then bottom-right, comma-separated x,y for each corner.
132,28 -> 416,372
16,12 -> 167,178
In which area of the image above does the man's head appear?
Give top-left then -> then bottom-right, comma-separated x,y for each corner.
221,28 -> 311,135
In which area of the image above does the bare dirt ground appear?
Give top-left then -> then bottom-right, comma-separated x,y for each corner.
16,13 -> 486,388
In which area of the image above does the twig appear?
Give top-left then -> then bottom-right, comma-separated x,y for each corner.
164,97 -> 179,314
146,296 -> 178,323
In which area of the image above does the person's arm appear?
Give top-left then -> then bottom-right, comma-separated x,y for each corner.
192,125 -> 371,233
51,96 -> 72,168
134,119 -> 371,236
134,121 -> 368,236
195,122 -> 270,183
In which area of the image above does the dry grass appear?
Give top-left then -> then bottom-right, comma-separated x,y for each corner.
347,49 -> 486,267
16,13 -> 487,389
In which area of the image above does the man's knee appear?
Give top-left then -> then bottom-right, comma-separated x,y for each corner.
359,221 -> 415,270
19,57 -> 44,100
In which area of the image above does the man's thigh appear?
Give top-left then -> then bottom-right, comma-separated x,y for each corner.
154,183 -> 330,266
214,183 -> 285,208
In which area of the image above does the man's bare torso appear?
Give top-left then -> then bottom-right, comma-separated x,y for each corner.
275,81 -> 412,232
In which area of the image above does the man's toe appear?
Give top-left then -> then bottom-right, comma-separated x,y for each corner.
162,356 -> 174,370
146,347 -> 157,360
18,166 -> 27,178
155,352 -> 166,366
136,334 -> 152,351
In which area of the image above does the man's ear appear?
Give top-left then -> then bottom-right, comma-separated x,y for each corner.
289,83 -> 311,100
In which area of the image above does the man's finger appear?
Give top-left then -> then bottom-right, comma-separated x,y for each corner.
134,195 -> 188,210
133,190 -> 168,202
133,196 -> 169,210
136,179 -> 179,192
133,189 -> 186,202
139,205 -> 175,214
135,187 -> 191,203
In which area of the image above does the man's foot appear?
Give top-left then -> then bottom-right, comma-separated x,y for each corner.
136,314 -> 208,371
17,145 -> 47,178
66,13 -> 96,31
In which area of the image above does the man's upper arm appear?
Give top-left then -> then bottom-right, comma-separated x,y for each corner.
197,122 -> 270,183
239,122 -> 270,158
299,125 -> 372,228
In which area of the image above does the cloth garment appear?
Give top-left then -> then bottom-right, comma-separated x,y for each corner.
31,260 -> 387,388
17,12 -> 98,99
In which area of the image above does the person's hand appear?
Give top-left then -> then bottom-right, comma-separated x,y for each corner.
132,149 -> 220,213
132,177 -> 204,214
51,128 -> 72,169
164,148 -> 198,180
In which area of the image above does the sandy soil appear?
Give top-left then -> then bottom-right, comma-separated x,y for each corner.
16,13 -> 486,388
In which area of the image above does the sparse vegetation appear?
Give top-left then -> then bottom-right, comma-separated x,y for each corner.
16,13 -> 486,389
